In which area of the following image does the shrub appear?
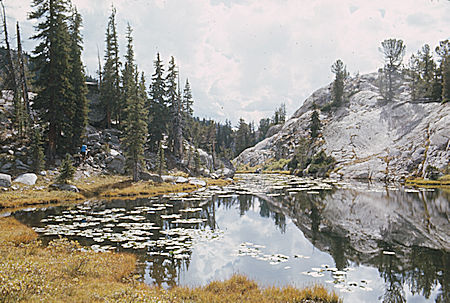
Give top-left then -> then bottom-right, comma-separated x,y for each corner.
56,154 -> 75,184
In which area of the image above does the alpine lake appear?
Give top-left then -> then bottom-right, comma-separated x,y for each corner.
12,174 -> 449,302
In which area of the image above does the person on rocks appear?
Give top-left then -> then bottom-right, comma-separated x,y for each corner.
81,144 -> 88,161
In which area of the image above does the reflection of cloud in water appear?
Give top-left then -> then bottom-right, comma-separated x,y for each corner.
12,173 -> 449,302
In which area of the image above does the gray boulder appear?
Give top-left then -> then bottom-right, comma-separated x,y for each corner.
14,173 -> 38,185
175,176 -> 189,183
50,183 -> 79,192
139,171 -> 163,183
107,155 -> 125,174
0,173 -> 11,187
162,175 -> 176,183
215,167 -> 235,179
1,162 -> 13,172
189,178 -> 207,187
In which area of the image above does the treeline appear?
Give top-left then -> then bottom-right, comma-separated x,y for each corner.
186,102 -> 286,161
0,0 -> 287,180
327,38 -> 449,110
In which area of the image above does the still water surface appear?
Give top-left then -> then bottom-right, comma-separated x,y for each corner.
14,174 -> 449,302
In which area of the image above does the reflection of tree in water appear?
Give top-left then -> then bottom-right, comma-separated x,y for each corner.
256,199 -> 286,233
378,252 -> 406,303
146,256 -> 190,287
238,194 -> 254,216
373,243 -> 449,302
142,196 -> 216,287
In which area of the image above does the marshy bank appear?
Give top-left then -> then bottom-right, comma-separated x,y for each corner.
0,216 -> 341,303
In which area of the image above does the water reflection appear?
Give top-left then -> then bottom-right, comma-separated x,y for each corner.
13,175 -> 449,302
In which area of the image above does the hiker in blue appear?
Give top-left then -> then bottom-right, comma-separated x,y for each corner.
81,144 -> 88,161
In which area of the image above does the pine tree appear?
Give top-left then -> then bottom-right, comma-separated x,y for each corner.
418,44 -> 434,94
272,104 -> 286,125
29,0 -> 73,161
67,7 -> 88,152
148,53 -> 168,151
379,39 -> 406,101
56,154 -> 75,184
182,78 -> 194,139
310,109 -> 321,139
121,26 -> 147,181
123,71 -> 148,181
157,140 -> 165,178
258,118 -> 271,141
331,59 -> 349,107
407,54 -> 421,101
121,23 -> 136,127
29,127 -> 45,173
235,118 -> 250,156
100,6 -> 121,128
183,78 -> 194,118
166,56 -> 181,154
435,40 -> 450,103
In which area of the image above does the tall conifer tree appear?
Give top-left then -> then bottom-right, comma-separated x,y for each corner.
121,25 -> 147,181
148,53 -> 167,150
182,78 -> 194,140
67,7 -> 87,152
435,40 -> 450,103
29,0 -> 73,161
100,6 -> 121,128
379,38 -> 405,101
331,59 -> 349,107
166,56 -> 182,156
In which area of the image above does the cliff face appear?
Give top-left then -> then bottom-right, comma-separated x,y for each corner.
234,73 -> 449,180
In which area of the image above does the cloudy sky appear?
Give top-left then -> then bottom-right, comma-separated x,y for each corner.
5,0 -> 450,125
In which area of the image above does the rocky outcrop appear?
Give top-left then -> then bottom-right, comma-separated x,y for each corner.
235,73 -> 449,180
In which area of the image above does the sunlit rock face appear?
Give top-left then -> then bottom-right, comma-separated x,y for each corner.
234,72 -> 450,181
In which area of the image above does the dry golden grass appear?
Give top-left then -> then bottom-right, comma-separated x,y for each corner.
0,217 -> 341,303
0,186 -> 83,209
0,217 -> 38,245
0,174 -> 232,210
405,175 -> 450,188
167,275 -> 342,303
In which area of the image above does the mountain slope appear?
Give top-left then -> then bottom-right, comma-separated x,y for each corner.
235,72 -> 449,181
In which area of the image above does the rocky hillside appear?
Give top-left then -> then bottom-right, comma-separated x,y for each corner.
235,72 -> 449,181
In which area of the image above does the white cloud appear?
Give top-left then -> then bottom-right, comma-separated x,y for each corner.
5,0 -> 450,125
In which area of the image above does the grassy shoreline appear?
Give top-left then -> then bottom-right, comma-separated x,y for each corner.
405,175 -> 450,188
0,217 -> 342,302
0,174 -> 231,210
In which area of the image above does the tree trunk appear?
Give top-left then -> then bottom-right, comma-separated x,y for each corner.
48,123 -> 56,163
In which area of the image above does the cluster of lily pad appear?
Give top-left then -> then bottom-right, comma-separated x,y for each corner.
31,185 -> 243,258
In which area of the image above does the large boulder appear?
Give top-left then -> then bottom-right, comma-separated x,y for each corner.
14,173 -> 38,185
106,155 -> 126,174
215,167 -> 235,179
139,171 -> 163,183
0,173 -> 11,187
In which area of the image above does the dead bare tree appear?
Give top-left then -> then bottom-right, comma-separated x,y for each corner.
16,21 -> 32,127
